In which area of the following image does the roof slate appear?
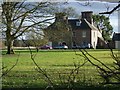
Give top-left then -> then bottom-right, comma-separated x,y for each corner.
80,19 -> 98,30
68,19 -> 81,30
68,18 -> 98,30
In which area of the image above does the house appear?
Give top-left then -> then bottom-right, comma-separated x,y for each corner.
44,11 -> 105,49
112,32 -> 120,50
69,11 -> 105,49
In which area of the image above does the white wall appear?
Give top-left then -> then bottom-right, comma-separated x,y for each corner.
91,30 -> 98,49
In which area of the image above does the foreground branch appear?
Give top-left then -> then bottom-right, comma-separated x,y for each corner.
2,52 -> 20,77
22,38 -> 54,89
99,3 -> 120,14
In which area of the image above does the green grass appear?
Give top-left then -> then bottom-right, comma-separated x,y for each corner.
2,49 -> 120,89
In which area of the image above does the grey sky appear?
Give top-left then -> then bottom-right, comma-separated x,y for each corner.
63,0 -> 119,32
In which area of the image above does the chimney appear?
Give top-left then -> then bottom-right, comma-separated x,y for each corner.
81,11 -> 93,25
55,12 -> 68,23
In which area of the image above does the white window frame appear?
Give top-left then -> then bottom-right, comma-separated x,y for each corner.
82,31 -> 86,38
76,21 -> 81,26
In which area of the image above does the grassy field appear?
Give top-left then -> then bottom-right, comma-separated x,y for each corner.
2,49 -> 120,89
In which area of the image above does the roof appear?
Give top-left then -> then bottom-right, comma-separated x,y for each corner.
80,19 -> 98,30
46,18 -> 99,32
112,33 -> 120,41
68,19 -> 81,30
68,18 -> 98,30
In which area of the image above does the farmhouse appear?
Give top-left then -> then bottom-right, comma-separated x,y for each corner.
44,11 -> 105,49
112,32 -> 120,50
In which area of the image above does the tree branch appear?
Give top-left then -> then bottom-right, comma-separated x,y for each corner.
2,52 -> 20,77
21,38 -> 54,89
14,17 -> 54,39
99,3 -> 120,14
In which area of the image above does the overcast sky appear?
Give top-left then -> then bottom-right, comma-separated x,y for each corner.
62,0 -> 119,32
1,0 -> 119,33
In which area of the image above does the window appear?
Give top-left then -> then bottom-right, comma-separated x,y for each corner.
76,21 -> 81,26
100,42 -> 103,46
82,31 -> 86,37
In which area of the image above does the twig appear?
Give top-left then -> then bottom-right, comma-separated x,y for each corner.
2,52 -> 20,77
22,38 -> 54,89
99,3 -> 120,14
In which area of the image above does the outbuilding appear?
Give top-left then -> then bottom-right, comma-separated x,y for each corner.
112,32 -> 120,50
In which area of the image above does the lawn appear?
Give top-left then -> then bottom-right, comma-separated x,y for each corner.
2,49 -> 120,89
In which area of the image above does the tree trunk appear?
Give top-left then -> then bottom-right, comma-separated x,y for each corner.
6,39 -> 14,54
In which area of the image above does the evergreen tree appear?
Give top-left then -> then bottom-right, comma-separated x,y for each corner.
92,15 -> 113,41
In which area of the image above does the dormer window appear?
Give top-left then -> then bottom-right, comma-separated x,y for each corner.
76,21 -> 81,26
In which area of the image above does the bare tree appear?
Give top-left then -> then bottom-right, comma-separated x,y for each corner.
1,1 -> 54,54
94,1 -> 120,84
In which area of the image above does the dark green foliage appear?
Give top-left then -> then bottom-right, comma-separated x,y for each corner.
92,15 -> 113,41
44,12 -> 72,47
